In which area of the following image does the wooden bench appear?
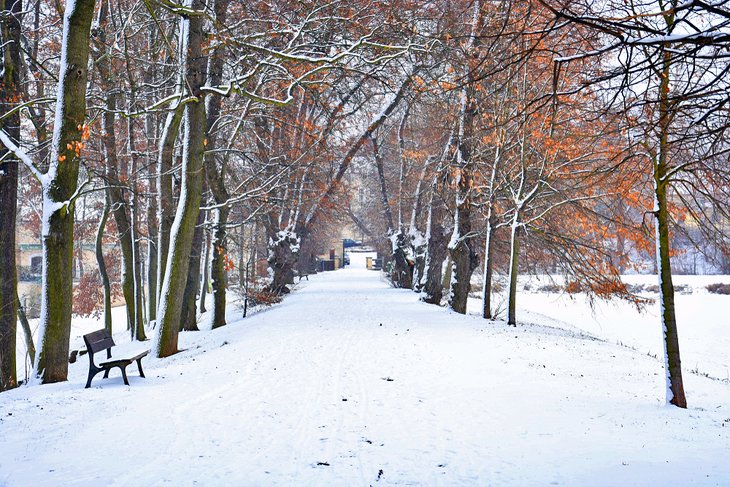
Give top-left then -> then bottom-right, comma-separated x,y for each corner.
83,329 -> 149,388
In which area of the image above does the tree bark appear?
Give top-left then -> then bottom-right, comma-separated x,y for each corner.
0,0 -> 21,391
157,103 -> 184,307
447,1 -> 481,314
95,193 -> 112,333
199,228 -> 209,314
209,206 -> 229,328
654,46 -> 686,408
32,0 -> 97,383
507,221 -> 520,326
16,294 -> 35,365
180,210 -> 204,332
204,0 -> 231,328
481,217 -> 496,319
421,198 -> 447,305
93,1 -> 137,338
155,0 -> 207,357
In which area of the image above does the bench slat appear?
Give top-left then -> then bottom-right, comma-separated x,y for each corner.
99,350 -> 148,367
83,329 -> 115,353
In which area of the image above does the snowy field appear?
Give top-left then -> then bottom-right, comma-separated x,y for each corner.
2,256 -> 730,486
490,274 -> 730,380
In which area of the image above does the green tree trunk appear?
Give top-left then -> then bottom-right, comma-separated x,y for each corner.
155,0 -> 207,357
34,0 -> 97,383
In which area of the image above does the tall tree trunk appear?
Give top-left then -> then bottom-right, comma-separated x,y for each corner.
421,198 -> 447,305
481,217 -> 496,319
507,220 -> 520,326
180,210 -> 204,332
155,0 -> 207,357
101,80 -> 136,337
157,103 -> 184,307
145,34 -> 159,325
209,206 -> 229,328
447,1 -> 481,314
265,221 -> 299,295
0,0 -> 22,390
33,0 -> 97,383
127,118 -> 146,341
95,194 -> 112,333
93,1 -> 137,338
16,294 -> 35,365
654,46 -> 686,408
204,0 -> 231,328
199,228 -> 209,314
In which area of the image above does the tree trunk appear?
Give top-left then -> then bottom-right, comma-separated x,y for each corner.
147,179 -> 158,324
180,210 -> 205,332
93,2 -> 137,338
101,86 -> 136,337
0,0 -> 22,391
265,223 -> 299,295
145,44 -> 159,325
204,0 -> 231,327
16,294 -> 35,365
155,0 -> 207,357
209,206 -> 229,328
390,232 -> 413,289
199,228 -> 209,314
33,0 -> 96,383
507,222 -> 520,326
654,47 -> 686,408
95,193 -> 112,333
421,201 -> 448,305
447,1 -> 481,315
481,218 -> 496,319
156,103 -> 184,307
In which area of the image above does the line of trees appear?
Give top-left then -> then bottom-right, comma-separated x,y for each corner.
1,0 -> 728,409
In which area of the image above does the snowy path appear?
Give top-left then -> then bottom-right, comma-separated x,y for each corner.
2,264 -> 730,486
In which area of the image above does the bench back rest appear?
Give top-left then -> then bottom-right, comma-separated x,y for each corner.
83,329 -> 115,361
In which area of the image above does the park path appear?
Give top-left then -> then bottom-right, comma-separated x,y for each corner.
2,254 -> 730,486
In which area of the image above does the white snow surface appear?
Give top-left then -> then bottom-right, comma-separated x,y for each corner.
3,265 -> 730,486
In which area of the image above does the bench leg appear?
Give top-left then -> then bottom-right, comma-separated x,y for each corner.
120,366 -> 130,386
103,368 -> 110,379
136,358 -> 146,378
85,370 -> 96,388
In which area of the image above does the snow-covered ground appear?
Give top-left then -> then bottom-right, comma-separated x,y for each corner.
487,274 -> 730,380
2,263 -> 730,486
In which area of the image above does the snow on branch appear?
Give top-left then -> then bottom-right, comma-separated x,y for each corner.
0,129 -> 47,184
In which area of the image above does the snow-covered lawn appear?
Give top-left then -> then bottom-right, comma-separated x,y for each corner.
2,263 -> 729,486
506,274 -> 730,380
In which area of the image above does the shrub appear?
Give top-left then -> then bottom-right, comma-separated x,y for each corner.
706,283 -> 730,295
565,281 -> 583,294
537,283 -> 562,293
